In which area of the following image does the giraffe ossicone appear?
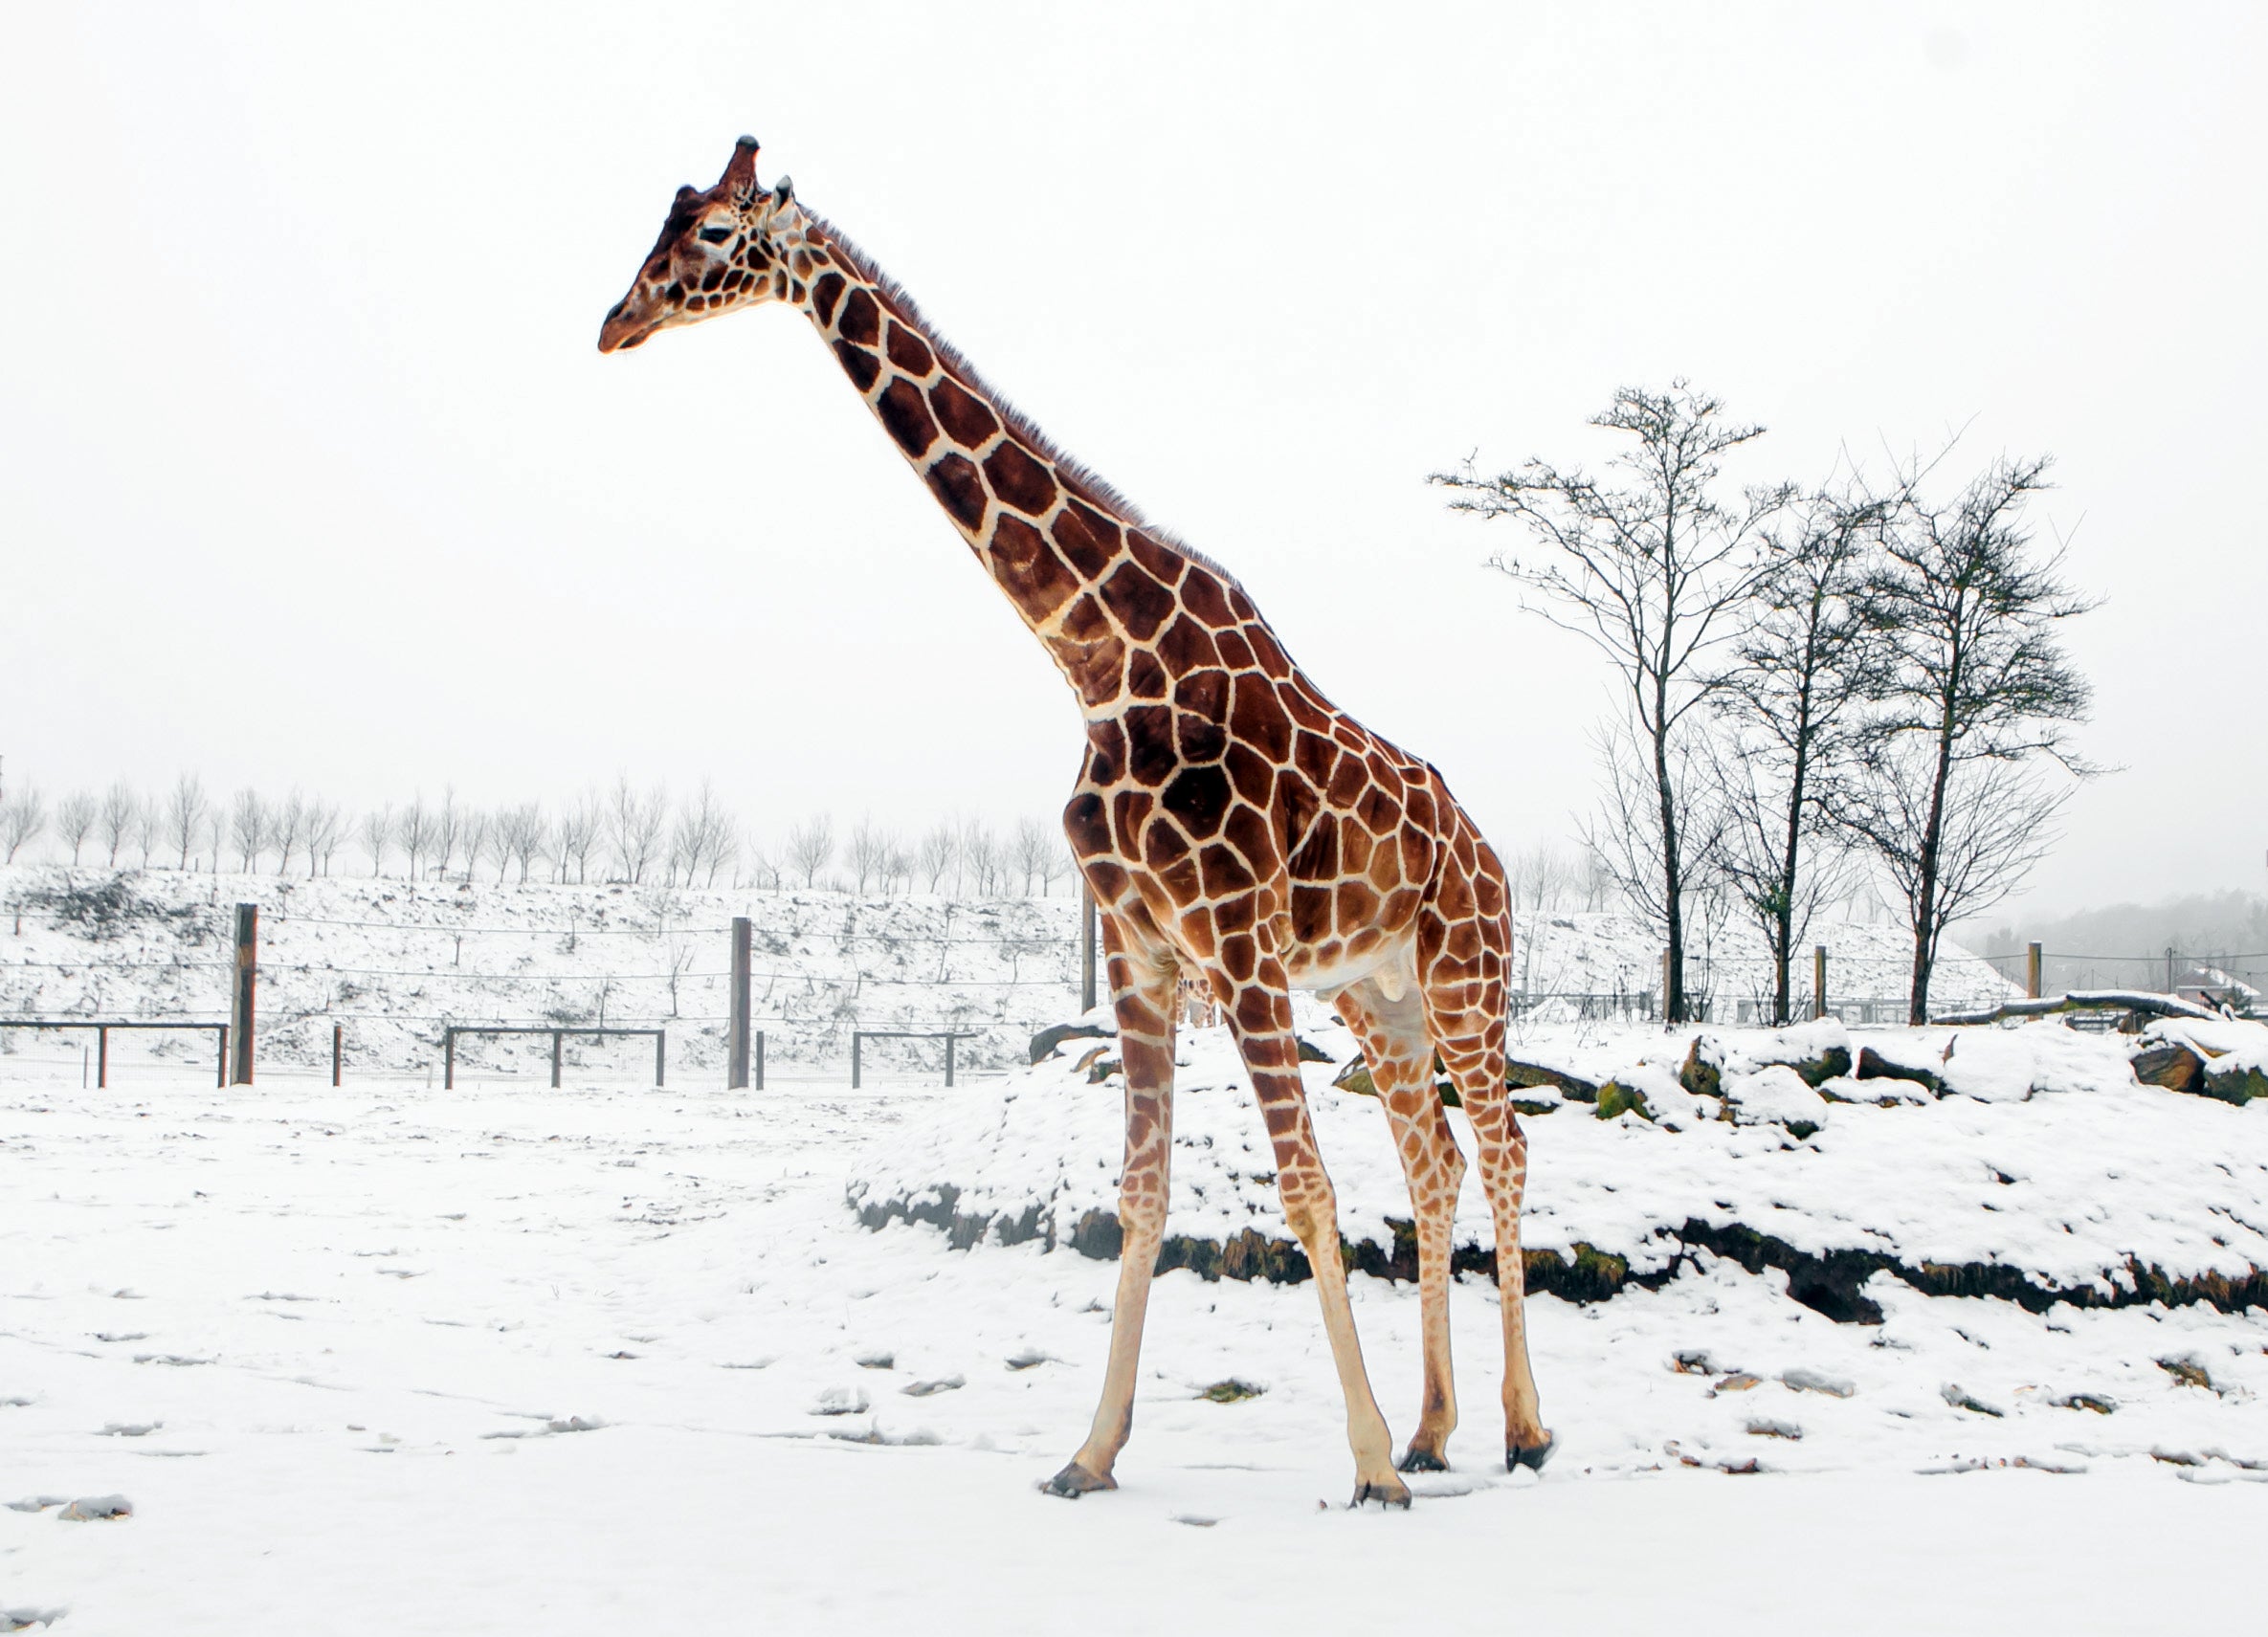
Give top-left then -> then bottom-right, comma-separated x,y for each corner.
600,137 -> 1552,1502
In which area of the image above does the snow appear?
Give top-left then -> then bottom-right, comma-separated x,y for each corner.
7,871 -> 2262,1631
9,1037 -> 2268,1633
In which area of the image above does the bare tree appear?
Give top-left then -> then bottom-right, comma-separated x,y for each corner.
846,819 -> 893,895
228,788 -> 272,874
460,807 -> 493,885
2,785 -> 48,864
272,790 -> 306,877
99,782 -> 138,866
398,793 -> 434,880
1845,453 -> 2097,1022
56,791 -> 98,865
304,799 -> 345,875
916,823 -> 959,893
605,776 -> 667,884
669,780 -> 735,887
358,807 -> 394,877
556,791 -> 601,884
786,813 -> 835,889
1707,484 -> 1885,1024
497,802 -> 548,883
960,818 -> 1008,897
434,786 -> 463,882
132,792 -> 162,867
166,774 -> 210,870
1012,818 -> 1056,896
1435,382 -> 1791,1021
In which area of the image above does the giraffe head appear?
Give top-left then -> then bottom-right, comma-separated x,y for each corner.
597,137 -> 808,353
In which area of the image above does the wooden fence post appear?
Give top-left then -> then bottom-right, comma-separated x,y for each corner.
945,1033 -> 957,1089
331,1023 -> 343,1087
727,916 -> 752,1090
1079,884 -> 1098,1013
852,1031 -> 863,1090
230,902 -> 257,1085
443,1028 -> 456,1091
550,1030 -> 563,1088
655,1030 -> 666,1088
2026,941 -> 2042,1001
1813,945 -> 1828,1022
754,1030 -> 766,1091
98,1025 -> 109,1089
215,1025 -> 229,1089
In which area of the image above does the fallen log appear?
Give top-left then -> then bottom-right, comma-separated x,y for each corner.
1934,991 -> 2219,1028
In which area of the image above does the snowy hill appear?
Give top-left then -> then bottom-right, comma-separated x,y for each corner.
1,864 -> 2012,1080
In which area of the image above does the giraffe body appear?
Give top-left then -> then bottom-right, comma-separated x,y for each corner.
601,139 -> 1551,1502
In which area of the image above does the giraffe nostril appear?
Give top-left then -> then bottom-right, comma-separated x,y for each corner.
605,300 -> 627,323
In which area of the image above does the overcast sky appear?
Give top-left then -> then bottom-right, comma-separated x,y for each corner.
4,2 -> 2261,919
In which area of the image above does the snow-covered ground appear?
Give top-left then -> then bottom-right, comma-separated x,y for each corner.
8,1014 -> 2268,1634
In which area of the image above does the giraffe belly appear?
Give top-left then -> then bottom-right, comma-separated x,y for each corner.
1283,936 -> 1418,1000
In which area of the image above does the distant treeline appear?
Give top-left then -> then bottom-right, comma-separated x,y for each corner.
0,773 -> 1079,898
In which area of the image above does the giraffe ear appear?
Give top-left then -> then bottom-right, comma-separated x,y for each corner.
770,175 -> 794,209
720,135 -> 761,203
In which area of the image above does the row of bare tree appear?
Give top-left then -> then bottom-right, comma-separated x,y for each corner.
1438,383 -> 2095,1026
0,772 -> 1078,899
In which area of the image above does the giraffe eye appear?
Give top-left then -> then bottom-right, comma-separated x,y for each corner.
697,226 -> 733,245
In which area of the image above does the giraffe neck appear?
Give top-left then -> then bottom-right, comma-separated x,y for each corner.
795,221 -> 1282,721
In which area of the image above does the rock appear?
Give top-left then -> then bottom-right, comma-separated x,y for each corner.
1029,1021 -> 1110,1064
1780,1367 -> 1856,1398
1941,1383 -> 2003,1417
1595,1081 -> 1653,1122
810,1386 -> 870,1416
1745,1418 -> 1803,1440
1331,1052 -> 1598,1112
901,1375 -> 964,1397
1682,1022 -> 1853,1098
2203,1061 -> 2268,1106
1720,1066 -> 1830,1139
2131,1042 -> 2206,1095
1856,1044 -> 1946,1096
57,1493 -> 132,1521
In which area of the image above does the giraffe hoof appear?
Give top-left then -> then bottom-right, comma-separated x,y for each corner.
1039,1460 -> 1116,1498
1507,1432 -> 1556,1473
1349,1475 -> 1412,1509
1396,1445 -> 1451,1473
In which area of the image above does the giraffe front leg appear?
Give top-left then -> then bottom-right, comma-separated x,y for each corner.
1332,980 -> 1464,1473
1042,926 -> 1177,1498
1227,978 -> 1408,1508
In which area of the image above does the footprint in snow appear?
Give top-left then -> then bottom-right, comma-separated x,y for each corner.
902,1376 -> 965,1397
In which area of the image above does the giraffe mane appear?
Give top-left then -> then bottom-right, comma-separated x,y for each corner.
810,214 -> 1248,595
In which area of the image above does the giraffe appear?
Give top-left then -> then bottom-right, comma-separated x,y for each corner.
599,137 -> 1551,1505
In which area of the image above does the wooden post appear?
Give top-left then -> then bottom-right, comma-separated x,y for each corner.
1660,949 -> 1672,1023
727,916 -> 752,1090
753,1029 -> 765,1092
2026,941 -> 2042,1001
945,1033 -> 957,1089
98,1025 -> 109,1089
655,1030 -> 666,1088
2166,946 -> 2177,996
550,1030 -> 563,1088
215,1024 -> 229,1089
1813,946 -> 1828,1021
1079,883 -> 1098,1014
230,902 -> 257,1085
852,1031 -> 863,1090
444,1029 -> 456,1091
331,1023 -> 343,1087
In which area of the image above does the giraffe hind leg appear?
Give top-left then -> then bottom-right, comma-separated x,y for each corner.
1422,965 -> 1550,1471
1332,977 -> 1465,1473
